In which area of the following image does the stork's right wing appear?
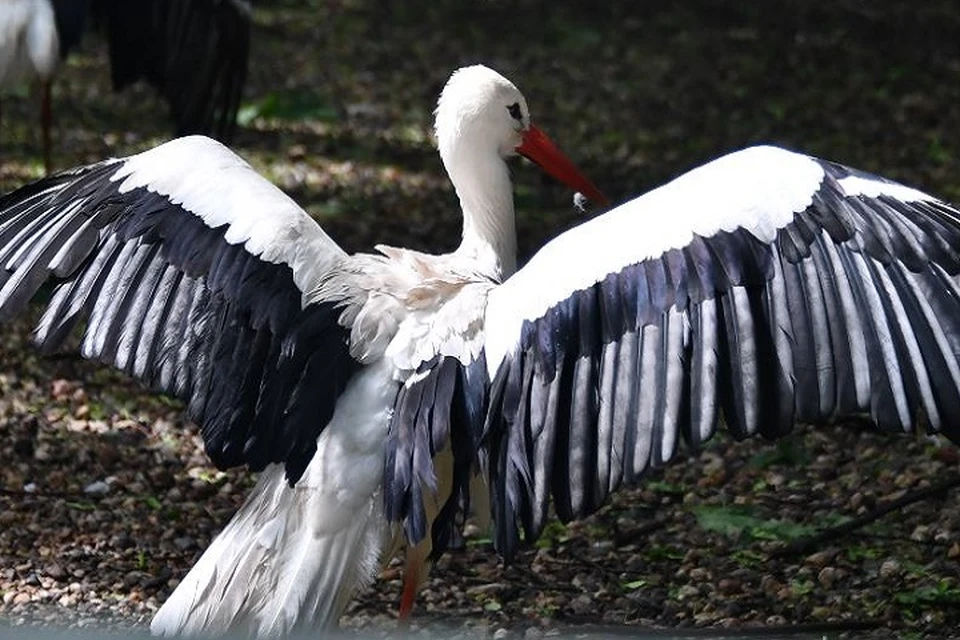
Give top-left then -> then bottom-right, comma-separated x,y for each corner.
0,135 -> 356,484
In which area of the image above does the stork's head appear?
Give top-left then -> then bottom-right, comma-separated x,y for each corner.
435,65 -> 607,206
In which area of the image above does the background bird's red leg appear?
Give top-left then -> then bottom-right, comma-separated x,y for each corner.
41,81 -> 52,174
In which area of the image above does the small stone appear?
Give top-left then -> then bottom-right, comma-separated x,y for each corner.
84,480 -> 111,495
688,567 -> 709,581
817,567 -> 837,589
569,594 -> 593,615
760,575 -> 781,596
50,379 -> 77,399
911,525 -> 931,542
524,627 -> 544,640
45,563 -> 66,580
811,606 -> 832,620
804,550 -> 834,567
879,559 -> 901,579
124,571 -> 145,588
717,578 -> 741,595
493,629 -> 510,640
173,536 -> 196,551
677,584 -> 699,599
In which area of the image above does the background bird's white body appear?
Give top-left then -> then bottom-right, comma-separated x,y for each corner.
0,0 -> 59,86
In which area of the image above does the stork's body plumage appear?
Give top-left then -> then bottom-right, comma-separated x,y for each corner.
0,65 -> 959,636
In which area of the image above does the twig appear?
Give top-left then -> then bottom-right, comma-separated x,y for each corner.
775,472 -> 960,558
555,619 -> 883,637
0,486 -> 98,500
613,518 -> 667,547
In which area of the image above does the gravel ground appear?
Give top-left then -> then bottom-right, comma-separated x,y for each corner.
2,1 -> 960,638
1,303 -> 957,637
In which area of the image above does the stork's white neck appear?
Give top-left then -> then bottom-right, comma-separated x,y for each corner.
444,147 -> 518,281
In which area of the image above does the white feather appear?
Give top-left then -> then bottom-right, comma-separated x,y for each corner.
111,136 -> 346,300
481,145 -> 945,377
150,361 -> 398,637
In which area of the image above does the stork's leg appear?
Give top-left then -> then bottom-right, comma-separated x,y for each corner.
399,547 -> 423,622
40,81 -> 52,174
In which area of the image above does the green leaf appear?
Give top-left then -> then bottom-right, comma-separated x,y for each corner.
239,90 -> 340,124
691,504 -> 816,541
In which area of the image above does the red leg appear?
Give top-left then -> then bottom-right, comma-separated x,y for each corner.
41,81 -> 52,174
399,548 -> 423,625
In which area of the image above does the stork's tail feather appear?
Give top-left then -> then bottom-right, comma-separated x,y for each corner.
150,464 -> 388,638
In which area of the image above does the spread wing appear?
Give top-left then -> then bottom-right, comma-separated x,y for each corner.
0,135 -> 357,483
480,145 -> 960,557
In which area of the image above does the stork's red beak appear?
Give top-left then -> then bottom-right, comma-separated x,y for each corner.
516,125 -> 609,206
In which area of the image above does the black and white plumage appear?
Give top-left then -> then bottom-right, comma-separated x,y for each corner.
0,0 -> 250,173
480,147 -> 960,556
0,64 -> 958,636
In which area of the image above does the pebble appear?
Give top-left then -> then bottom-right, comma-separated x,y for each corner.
676,585 -> 699,600
173,536 -> 197,551
569,594 -> 593,615
523,627 -> 543,640
45,564 -> 66,580
84,480 -> 111,495
804,549 -> 835,567
879,559 -> 901,579
817,567 -> 838,589
717,578 -> 741,595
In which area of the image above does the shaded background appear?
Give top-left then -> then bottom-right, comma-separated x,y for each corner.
1,0 -> 959,637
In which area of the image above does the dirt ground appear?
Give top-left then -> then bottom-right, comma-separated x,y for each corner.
1,1 -> 959,638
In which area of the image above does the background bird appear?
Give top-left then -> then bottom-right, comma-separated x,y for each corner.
0,0 -> 62,173
0,0 -> 250,173
0,60 -> 959,637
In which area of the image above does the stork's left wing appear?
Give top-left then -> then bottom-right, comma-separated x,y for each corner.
481,145 -> 960,558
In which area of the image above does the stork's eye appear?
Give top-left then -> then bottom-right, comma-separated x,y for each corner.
507,102 -> 522,121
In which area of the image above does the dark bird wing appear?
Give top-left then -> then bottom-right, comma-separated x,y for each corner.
0,135 -> 356,483
92,0 -> 251,141
478,145 -> 960,558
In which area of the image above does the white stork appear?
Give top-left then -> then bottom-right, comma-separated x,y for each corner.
0,0 -> 61,172
0,0 -> 250,173
0,64 -> 958,636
